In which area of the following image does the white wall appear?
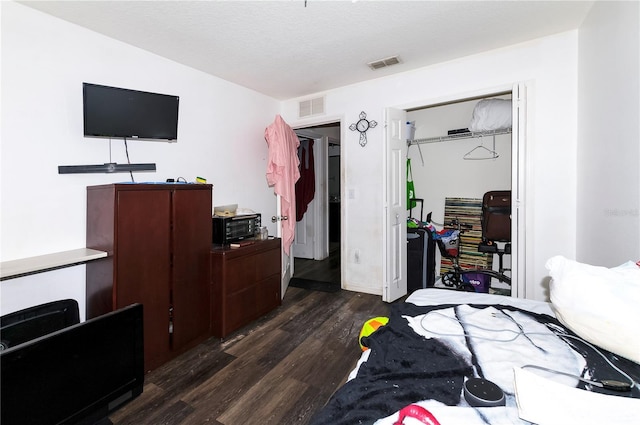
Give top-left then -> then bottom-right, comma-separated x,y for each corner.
0,2 -> 280,319
577,1 -> 640,265
282,32 -> 580,302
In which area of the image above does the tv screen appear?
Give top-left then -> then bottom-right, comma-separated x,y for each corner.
83,82 -> 179,141
0,303 -> 144,425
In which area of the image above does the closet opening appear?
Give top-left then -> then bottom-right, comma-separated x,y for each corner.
404,90 -> 517,297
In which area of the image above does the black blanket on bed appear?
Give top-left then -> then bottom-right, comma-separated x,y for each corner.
309,302 -> 640,425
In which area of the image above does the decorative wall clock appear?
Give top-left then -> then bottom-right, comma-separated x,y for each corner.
349,111 -> 377,147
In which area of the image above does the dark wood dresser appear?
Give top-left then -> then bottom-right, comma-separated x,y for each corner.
210,238 -> 281,338
86,183 -> 212,372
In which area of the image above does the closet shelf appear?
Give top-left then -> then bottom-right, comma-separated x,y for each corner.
408,128 -> 511,146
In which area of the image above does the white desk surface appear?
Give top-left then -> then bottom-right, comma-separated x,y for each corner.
0,248 -> 107,280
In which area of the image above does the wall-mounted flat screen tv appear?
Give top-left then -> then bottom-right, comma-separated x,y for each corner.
83,82 -> 179,141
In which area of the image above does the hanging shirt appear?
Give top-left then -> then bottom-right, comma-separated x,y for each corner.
296,139 -> 315,221
265,115 -> 300,255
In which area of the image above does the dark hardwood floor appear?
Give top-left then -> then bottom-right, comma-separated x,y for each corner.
293,242 -> 341,284
110,247 -> 390,425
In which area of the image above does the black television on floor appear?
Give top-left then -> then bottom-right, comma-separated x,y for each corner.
0,303 -> 144,425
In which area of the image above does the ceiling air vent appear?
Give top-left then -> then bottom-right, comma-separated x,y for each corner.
367,55 -> 401,70
299,96 -> 325,118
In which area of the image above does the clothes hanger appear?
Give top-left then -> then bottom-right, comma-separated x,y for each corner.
463,145 -> 499,160
463,135 -> 499,160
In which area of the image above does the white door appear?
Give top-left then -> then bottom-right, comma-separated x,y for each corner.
293,202 -> 316,259
511,82 -> 527,298
383,107 -> 408,302
274,195 -> 292,298
291,135 -> 329,260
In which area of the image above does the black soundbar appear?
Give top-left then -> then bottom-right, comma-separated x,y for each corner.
58,163 -> 156,174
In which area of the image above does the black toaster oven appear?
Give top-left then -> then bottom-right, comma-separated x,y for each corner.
212,214 -> 261,245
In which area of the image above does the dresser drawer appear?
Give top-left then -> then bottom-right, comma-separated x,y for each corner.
210,238 -> 282,338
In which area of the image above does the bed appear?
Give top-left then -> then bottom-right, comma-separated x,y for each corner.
309,257 -> 640,425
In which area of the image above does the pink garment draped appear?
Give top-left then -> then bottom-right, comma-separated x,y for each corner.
265,115 -> 300,255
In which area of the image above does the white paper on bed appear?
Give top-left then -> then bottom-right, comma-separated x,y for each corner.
546,255 -> 640,364
514,366 -> 640,425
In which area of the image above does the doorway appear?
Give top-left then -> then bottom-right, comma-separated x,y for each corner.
400,83 -> 526,298
291,123 -> 341,285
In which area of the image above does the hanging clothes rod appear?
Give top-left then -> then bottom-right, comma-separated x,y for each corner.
407,128 -> 511,146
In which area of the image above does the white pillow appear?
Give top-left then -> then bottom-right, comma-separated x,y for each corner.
468,98 -> 512,132
545,255 -> 640,364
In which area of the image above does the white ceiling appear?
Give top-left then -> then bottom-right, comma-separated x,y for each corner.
21,0 -> 595,100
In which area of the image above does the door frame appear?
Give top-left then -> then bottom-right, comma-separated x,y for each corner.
289,117 -> 344,287
511,82 -> 528,298
395,81 -> 529,298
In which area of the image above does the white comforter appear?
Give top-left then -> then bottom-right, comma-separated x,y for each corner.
368,289 -> 639,425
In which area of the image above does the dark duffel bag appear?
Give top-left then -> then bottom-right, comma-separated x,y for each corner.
482,190 -> 511,242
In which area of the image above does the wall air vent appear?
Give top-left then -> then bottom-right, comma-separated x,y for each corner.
299,96 -> 325,118
367,55 -> 401,70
